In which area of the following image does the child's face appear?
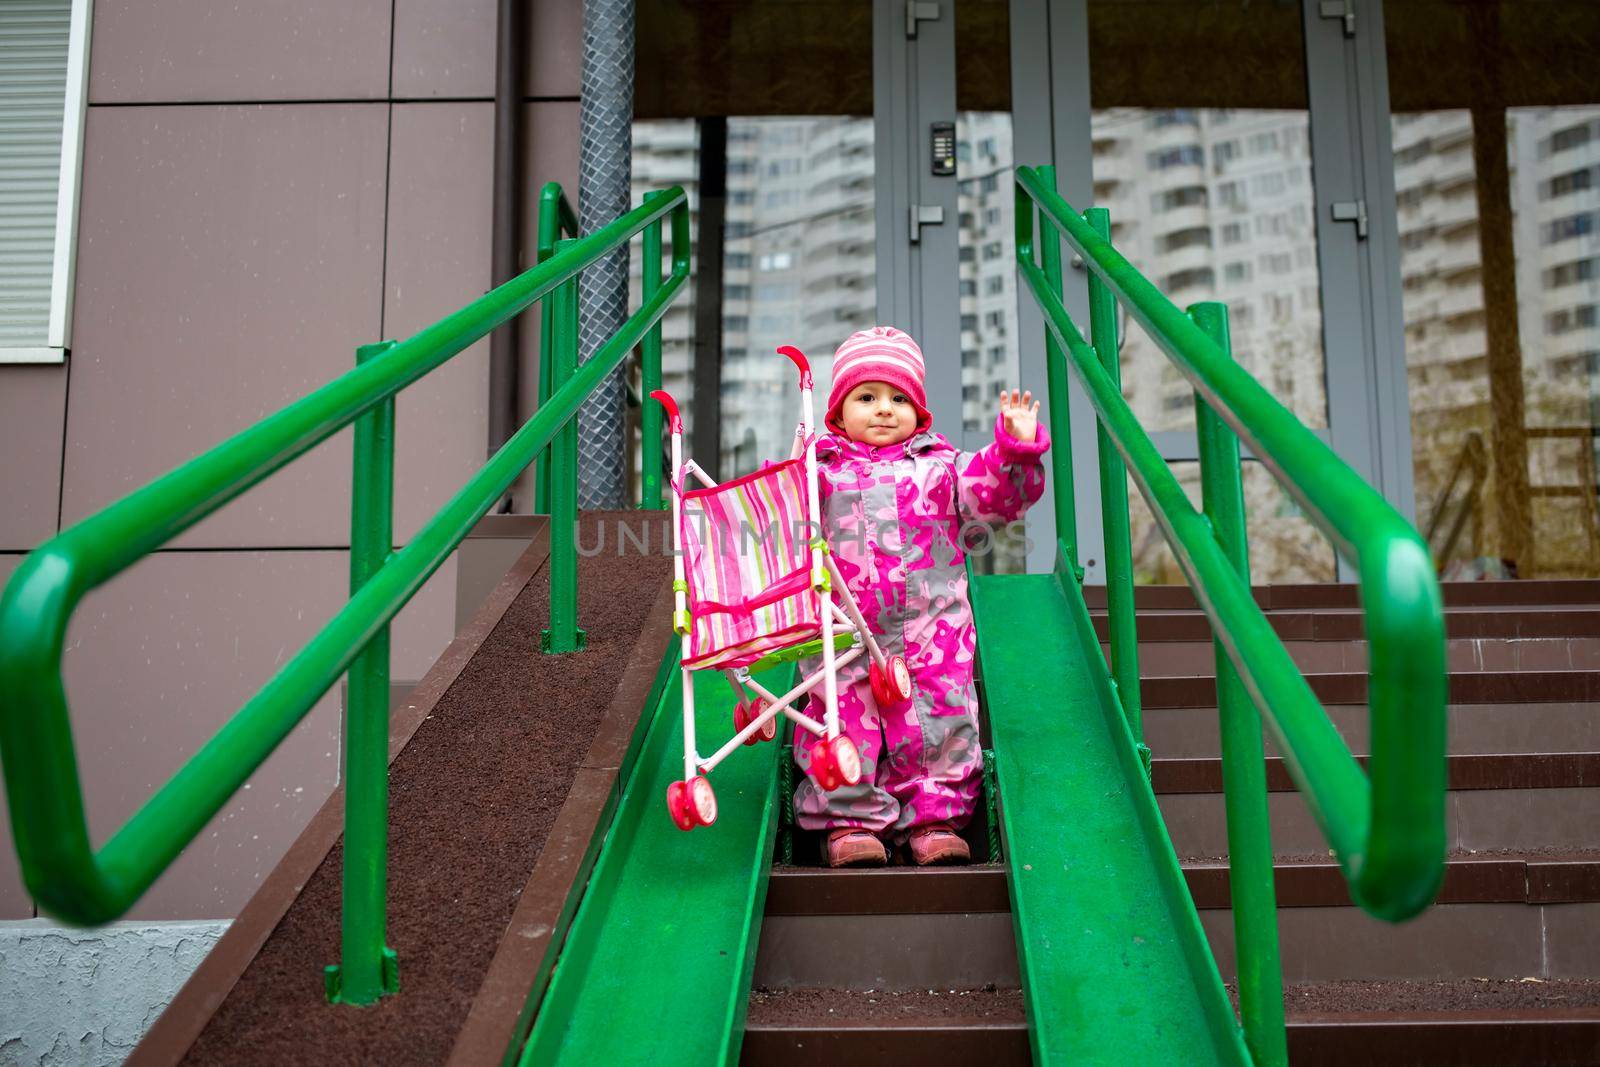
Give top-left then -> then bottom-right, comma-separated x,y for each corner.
837,380 -> 918,446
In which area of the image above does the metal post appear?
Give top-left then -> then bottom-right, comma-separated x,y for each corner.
1037,165 -> 1078,578
1190,301 -> 1286,1067
535,275 -> 555,515
544,240 -> 587,653
326,340 -> 401,1005
640,194 -> 665,510
1084,207 -> 1146,772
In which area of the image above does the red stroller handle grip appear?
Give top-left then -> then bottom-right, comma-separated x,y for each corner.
649,389 -> 683,434
777,346 -> 814,391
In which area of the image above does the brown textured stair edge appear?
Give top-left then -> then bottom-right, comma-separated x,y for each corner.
763,855 -> 1600,916
1184,854 -> 1600,908
126,519 -> 553,1067
446,583 -> 675,1067
1286,1013 -> 1600,1067
1091,607 -> 1600,642
1154,752 -> 1600,794
739,1015 -> 1600,1066
1141,669 -> 1600,707
765,867 -> 1012,916
1079,579 -> 1600,612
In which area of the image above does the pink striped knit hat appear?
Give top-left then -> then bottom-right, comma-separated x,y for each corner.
825,326 -> 933,434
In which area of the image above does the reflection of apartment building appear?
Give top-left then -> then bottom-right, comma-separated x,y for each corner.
1089,108 -> 1331,582
632,115 -> 1014,471
1090,108 -> 1323,435
1395,107 -> 1600,574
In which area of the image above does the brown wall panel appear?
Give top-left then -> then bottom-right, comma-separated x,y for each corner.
0,556 -> 33,918
525,0 -> 583,99
512,100 -> 581,510
62,104 -> 387,548
57,548 -> 455,920
392,0 -> 497,100
88,0 -> 393,104
0,366 -> 67,552
384,103 -> 494,543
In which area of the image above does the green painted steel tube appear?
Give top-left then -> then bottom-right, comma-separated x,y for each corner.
1082,207 -> 1143,752
534,182 -> 581,515
0,189 -> 690,926
543,238 -> 585,654
1020,165 -> 1078,575
333,339 -> 402,1005
639,191 -> 665,510
1014,209 -> 1443,920
1190,303 -> 1287,1066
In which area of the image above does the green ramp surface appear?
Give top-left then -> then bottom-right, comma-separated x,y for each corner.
520,664 -> 791,1066
973,572 -> 1249,1066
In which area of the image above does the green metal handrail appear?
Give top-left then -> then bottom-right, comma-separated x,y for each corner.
1015,165 -> 1446,1063
0,184 -> 689,1005
532,182 -> 582,516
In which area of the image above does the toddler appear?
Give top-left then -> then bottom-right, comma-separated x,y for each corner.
795,325 -> 1048,867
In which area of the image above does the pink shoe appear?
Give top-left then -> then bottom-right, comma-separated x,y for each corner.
908,823 -> 971,866
825,829 -> 888,868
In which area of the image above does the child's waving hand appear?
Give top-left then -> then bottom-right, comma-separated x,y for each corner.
1000,388 -> 1040,443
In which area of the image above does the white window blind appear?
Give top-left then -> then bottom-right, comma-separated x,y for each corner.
1,0 -> 89,362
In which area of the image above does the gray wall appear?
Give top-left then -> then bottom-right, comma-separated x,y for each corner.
0,1 -> 581,921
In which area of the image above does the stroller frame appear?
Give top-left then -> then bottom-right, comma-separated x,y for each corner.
651,346 -> 912,831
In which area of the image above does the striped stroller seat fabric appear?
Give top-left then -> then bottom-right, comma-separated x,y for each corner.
680,457 -> 821,669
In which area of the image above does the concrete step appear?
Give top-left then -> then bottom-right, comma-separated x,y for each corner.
1104,635 -> 1600,676
1082,579 -> 1600,612
743,988 -> 1029,1066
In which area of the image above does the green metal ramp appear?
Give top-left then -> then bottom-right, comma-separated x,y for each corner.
972,571 -> 1250,1066
520,664 -> 793,1066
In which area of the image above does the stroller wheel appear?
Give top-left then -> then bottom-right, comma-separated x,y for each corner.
829,735 -> 863,787
808,737 -> 840,792
689,775 -> 718,827
871,655 -> 914,706
665,780 -> 695,831
733,701 -> 756,745
755,707 -> 778,743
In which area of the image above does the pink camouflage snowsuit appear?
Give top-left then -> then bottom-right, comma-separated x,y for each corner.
794,413 -> 1050,841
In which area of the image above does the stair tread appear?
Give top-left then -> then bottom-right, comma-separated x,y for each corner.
746,986 -> 1025,1027
1262,978 -> 1600,1018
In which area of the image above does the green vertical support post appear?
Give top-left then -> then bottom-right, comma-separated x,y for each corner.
326,339 -> 401,1005
1189,301 -> 1287,1067
543,240 -> 586,653
534,286 -> 555,515
1083,207 -> 1147,773
1037,165 -> 1078,577
639,194 -> 665,510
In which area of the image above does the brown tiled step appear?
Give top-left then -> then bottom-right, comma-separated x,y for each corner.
1184,851 -> 1600,908
1094,607 -> 1600,643
1109,635 -> 1600,676
769,853 -> 1600,914
765,866 -> 1009,916
1170,793 -> 1600,858
1153,753 -> 1600,794
1081,579 -> 1600,612
1276,979 -> 1600,1067
1140,669 -> 1600,707
742,988 -> 1028,1066
1144,700 -> 1600,759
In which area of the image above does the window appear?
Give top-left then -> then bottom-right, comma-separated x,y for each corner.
1217,181 -> 1245,208
1248,131 -> 1280,155
1549,122 -> 1593,155
959,246 -> 977,263
985,275 -> 1005,295
960,279 -> 978,296
757,251 -> 794,271
984,206 -> 1002,225
1164,268 -> 1215,291
960,211 -> 976,229
988,345 -> 1006,364
962,349 -> 980,368
1158,186 -> 1208,211
1251,171 -> 1286,197
725,285 -> 751,301
726,252 -> 752,270
1220,222 -> 1246,245
982,241 -> 1004,261
980,174 -> 1000,194
1213,140 -> 1239,166
1224,261 -> 1252,284
1547,258 -> 1598,288
1163,228 -> 1212,252
2,0 -> 89,361
961,314 -> 978,332
984,310 -> 1007,330
729,190 -> 755,206
1546,213 -> 1595,244
1260,252 -> 1293,275
1148,145 -> 1204,169
723,315 -> 750,332
727,221 -> 754,238
962,384 -> 981,401
1548,305 -> 1600,335
1152,109 -> 1198,129
1546,168 -> 1595,200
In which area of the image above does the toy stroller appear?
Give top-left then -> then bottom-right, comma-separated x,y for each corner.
650,346 -> 913,831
